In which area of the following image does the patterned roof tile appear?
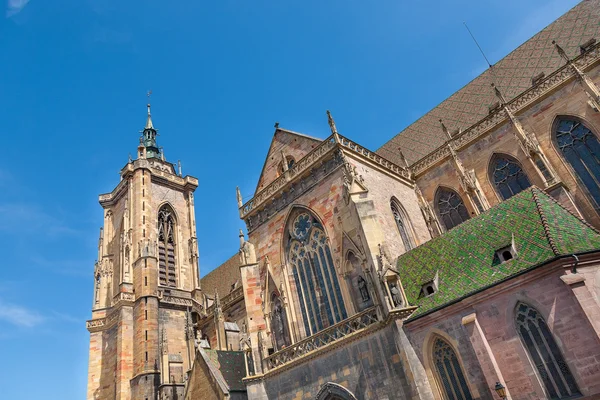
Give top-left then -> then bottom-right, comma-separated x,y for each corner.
378,0 -> 600,165
398,188 -> 600,320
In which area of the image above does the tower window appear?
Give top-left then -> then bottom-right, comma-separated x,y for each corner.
158,204 -> 177,288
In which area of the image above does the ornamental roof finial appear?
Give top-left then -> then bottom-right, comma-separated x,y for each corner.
552,40 -> 570,63
439,119 -> 452,140
491,83 -> 507,104
326,110 -> 338,136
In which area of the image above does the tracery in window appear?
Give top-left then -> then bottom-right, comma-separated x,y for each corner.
435,187 -> 470,231
490,155 -> 531,200
158,205 -> 177,287
554,117 -> 600,209
432,337 -> 473,400
391,200 -> 415,251
516,302 -> 580,399
286,211 -> 347,336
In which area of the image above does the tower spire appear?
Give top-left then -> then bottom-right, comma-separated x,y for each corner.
140,91 -> 161,159
145,102 -> 154,130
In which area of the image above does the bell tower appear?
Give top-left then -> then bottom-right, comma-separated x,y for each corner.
86,102 -> 203,400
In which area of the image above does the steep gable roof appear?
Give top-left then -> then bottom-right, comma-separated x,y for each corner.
397,187 -> 600,320
201,254 -> 242,299
254,127 -> 322,193
378,0 -> 600,166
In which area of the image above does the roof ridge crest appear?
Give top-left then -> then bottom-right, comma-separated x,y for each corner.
530,187 -> 560,255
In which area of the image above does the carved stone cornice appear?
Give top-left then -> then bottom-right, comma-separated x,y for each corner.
411,42 -> 600,176
99,160 -> 198,206
99,178 -> 128,206
240,134 -> 411,232
86,308 -> 121,332
112,292 -> 135,307
160,295 -> 193,308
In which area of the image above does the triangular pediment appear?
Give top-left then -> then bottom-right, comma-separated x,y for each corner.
255,128 -> 322,193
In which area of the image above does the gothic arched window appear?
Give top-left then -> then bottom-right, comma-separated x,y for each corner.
391,200 -> 415,251
516,302 -> 580,399
554,117 -> 600,209
435,187 -> 470,231
432,337 -> 473,400
158,205 -> 177,287
490,155 -> 531,200
315,382 -> 358,400
286,211 -> 347,336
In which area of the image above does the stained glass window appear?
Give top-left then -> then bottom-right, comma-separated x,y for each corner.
490,155 -> 531,200
516,302 -> 580,399
287,212 -> 347,336
432,337 -> 473,400
436,187 -> 470,231
391,200 -> 415,251
158,205 -> 177,287
555,118 -> 600,209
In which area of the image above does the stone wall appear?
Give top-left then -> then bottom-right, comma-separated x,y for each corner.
404,262 -> 600,400
262,324 -> 411,400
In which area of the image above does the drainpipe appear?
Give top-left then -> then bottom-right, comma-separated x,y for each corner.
571,254 -> 580,274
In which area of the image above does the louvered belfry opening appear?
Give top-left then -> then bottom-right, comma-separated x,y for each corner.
158,205 -> 177,287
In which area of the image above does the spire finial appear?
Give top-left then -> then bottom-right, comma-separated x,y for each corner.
326,110 -> 338,136
145,90 -> 154,130
239,228 -> 245,248
236,187 -> 243,208
439,119 -> 452,140
552,40 -> 570,63
397,147 -> 409,168
491,83 -> 506,104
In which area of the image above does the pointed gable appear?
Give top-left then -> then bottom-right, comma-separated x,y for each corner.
255,128 -> 322,193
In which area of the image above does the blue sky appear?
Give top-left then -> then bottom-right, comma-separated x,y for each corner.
0,0 -> 580,398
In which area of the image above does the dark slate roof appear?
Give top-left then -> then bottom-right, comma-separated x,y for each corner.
378,0 -> 600,166
205,349 -> 247,392
201,254 -> 242,299
398,187 -> 600,320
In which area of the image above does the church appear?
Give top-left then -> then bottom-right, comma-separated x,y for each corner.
86,1 -> 600,399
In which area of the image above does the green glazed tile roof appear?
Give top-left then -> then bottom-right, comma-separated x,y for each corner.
398,187 -> 600,320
